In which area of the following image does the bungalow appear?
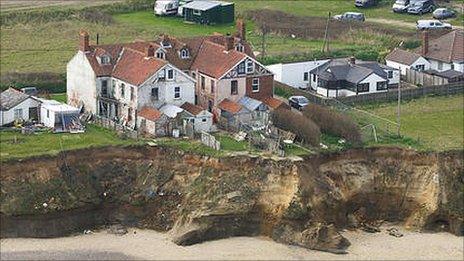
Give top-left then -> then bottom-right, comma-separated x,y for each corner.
419,30 -> 464,73
266,60 -> 330,90
182,0 -> 234,25
309,58 -> 399,98
385,48 -> 430,75
0,88 -> 40,126
180,102 -> 213,133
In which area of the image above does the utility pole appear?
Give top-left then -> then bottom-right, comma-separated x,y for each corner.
261,23 -> 267,58
322,12 -> 331,53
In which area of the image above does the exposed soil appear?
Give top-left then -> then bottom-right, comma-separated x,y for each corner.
1,145 -> 463,254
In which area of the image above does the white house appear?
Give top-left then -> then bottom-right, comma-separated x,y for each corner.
39,99 -> 81,132
308,58 -> 399,98
420,30 -> 464,73
385,48 -> 430,75
180,102 -> 213,133
266,60 -> 330,89
0,88 -> 40,126
67,30 -> 196,130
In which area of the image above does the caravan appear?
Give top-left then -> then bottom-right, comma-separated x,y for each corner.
154,0 -> 179,16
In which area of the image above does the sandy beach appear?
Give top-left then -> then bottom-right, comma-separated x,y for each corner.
1,227 -> 463,260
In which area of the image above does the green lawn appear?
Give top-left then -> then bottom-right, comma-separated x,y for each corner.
50,93 -> 67,103
0,124 -> 135,160
359,94 -> 464,151
214,133 -> 249,151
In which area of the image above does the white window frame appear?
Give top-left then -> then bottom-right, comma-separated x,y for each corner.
174,86 -> 181,99
14,108 -> 23,120
101,55 -> 110,65
167,69 -> 174,80
246,59 -> 254,74
236,44 -> 244,52
252,78 -> 260,93
193,9 -> 201,16
156,51 -> 165,59
120,83 -> 125,98
180,49 -> 189,59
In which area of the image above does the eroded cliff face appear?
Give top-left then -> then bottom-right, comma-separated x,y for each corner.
1,146 -> 462,253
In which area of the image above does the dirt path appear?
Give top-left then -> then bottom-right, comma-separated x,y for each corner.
1,226 -> 462,260
369,18 -> 464,30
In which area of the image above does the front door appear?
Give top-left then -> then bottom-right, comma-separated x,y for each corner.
28,107 -> 38,121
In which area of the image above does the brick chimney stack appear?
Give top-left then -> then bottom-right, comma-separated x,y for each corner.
236,19 -> 246,41
146,45 -> 155,58
349,56 -> 356,65
225,34 -> 234,51
422,31 -> 429,56
79,30 -> 90,52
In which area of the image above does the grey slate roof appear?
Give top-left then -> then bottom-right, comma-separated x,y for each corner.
0,88 -> 32,111
183,1 -> 222,11
425,69 -> 464,80
310,58 -> 389,84
238,96 -> 265,111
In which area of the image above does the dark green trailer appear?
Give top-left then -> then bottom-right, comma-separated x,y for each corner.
183,1 -> 234,25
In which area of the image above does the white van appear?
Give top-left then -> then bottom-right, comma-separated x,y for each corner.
154,0 -> 179,16
416,19 -> 452,30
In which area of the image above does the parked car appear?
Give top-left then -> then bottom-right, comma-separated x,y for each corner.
416,19 -> 452,30
355,0 -> 376,8
20,87 -> 38,96
288,96 -> 309,110
392,0 -> 411,13
407,0 -> 435,15
432,8 -> 456,19
154,0 -> 179,16
333,12 -> 365,22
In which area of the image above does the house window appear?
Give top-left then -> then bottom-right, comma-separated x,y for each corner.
415,64 -> 425,71
193,9 -> 201,16
438,61 -> 443,71
202,118 -> 207,122
303,72 -> 309,81
151,87 -> 159,100
312,74 -> 316,82
211,80 -> 215,93
238,62 -> 246,74
387,71 -> 393,79
192,72 -> 196,78
246,59 -> 254,74
47,109 -> 50,118
156,51 -> 165,59
451,64 -> 455,70
252,78 -> 260,92
201,76 -> 205,90
174,86 -> 181,99
101,80 -> 108,96
130,86 -> 135,101
14,108 -> 23,120
357,83 -> 369,93
101,56 -> 110,65
180,49 -> 189,59
112,80 -> 116,88
120,83 -> 125,98
158,69 -> 166,80
167,69 -> 174,80
376,81 -> 387,91
236,44 -> 244,52
231,80 -> 238,95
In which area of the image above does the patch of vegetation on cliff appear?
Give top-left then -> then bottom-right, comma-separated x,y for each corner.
0,125 -> 136,161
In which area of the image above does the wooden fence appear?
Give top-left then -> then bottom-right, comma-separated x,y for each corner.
200,132 -> 221,150
275,81 -> 464,106
404,69 -> 449,86
94,116 -> 138,139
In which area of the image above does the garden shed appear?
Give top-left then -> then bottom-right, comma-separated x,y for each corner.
182,0 -> 234,25
39,99 -> 82,133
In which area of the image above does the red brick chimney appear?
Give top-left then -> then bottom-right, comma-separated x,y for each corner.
224,35 -> 234,51
79,30 -> 90,52
422,31 -> 429,56
146,45 -> 155,58
236,19 -> 246,41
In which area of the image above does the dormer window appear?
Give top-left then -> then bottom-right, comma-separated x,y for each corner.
161,41 -> 171,48
235,43 -> 244,52
98,55 -> 111,65
156,50 -> 165,59
180,49 -> 189,59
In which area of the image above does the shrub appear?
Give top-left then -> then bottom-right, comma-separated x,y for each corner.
302,104 -> 362,145
0,72 -> 66,93
271,108 -> 320,146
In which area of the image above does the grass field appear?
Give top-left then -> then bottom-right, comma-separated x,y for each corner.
0,124 -> 136,160
359,94 -> 464,151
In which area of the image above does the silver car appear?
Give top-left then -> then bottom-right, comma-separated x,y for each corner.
333,12 -> 365,22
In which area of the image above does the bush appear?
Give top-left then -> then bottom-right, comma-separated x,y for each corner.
302,104 -> 362,145
271,108 -> 320,146
0,72 -> 66,93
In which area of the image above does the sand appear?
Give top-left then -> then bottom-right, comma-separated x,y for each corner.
1,226 -> 463,260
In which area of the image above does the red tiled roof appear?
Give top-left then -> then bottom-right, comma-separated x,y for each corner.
218,98 -> 243,114
180,102 -> 204,116
385,48 -> 422,65
417,30 -> 464,63
191,40 -> 246,79
138,106 -> 162,121
261,97 -> 289,110
112,48 -> 167,86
